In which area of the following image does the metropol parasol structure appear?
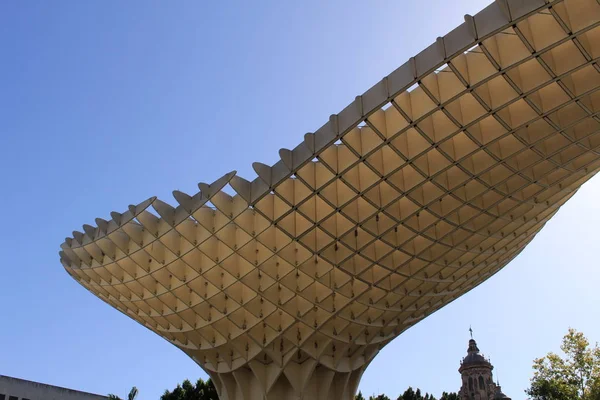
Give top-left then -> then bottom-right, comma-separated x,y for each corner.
60,1 -> 600,399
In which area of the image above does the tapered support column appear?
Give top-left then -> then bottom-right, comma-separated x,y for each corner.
208,363 -> 366,400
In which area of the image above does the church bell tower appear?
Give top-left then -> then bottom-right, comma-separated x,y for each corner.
458,331 -> 510,400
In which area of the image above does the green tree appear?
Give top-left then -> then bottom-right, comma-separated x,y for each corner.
396,387 -> 438,400
526,328 -> 600,400
354,387 -> 454,400
439,392 -> 459,400
369,395 -> 391,400
108,386 -> 138,400
161,378 -> 218,400
398,387 -> 421,400
398,386 -> 416,400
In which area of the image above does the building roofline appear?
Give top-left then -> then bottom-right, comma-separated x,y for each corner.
0,375 -> 108,398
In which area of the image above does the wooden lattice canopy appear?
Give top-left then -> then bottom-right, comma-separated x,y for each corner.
60,1 -> 600,399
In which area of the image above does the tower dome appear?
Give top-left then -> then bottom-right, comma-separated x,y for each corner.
459,339 -> 492,372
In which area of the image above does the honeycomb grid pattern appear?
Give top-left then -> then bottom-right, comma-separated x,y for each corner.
60,1 -> 600,399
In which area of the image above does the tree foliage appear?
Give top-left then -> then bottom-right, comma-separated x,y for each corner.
108,386 -> 138,400
354,386 -> 455,400
526,328 -> 600,400
370,395 -> 391,400
439,392 -> 459,400
396,386 -> 438,400
160,378 -> 218,400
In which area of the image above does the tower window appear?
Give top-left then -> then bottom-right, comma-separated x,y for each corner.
479,376 -> 485,389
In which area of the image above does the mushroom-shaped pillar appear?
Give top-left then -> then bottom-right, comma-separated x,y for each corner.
60,1 -> 600,398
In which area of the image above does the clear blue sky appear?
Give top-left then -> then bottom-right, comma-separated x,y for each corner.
1,1 -> 598,399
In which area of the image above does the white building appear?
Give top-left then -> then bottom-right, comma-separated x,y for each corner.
0,375 -> 108,400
